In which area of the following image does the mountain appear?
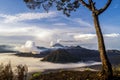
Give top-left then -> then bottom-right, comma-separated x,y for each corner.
107,50 -> 120,54
15,48 -> 52,58
41,46 -> 120,64
41,49 -> 81,63
14,44 -> 120,65
106,50 -> 120,65
37,46 -> 47,49
0,45 -> 15,53
51,43 -> 64,49
66,46 -> 100,61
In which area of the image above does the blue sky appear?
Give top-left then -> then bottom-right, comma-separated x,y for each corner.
0,0 -> 120,50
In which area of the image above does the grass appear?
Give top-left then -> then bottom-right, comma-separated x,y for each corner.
31,70 -> 120,80
30,65 -> 120,80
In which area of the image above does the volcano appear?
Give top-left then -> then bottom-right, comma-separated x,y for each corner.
41,49 -> 81,63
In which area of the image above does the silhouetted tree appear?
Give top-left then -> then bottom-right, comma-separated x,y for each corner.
16,65 -> 28,80
0,63 -> 28,80
24,0 -> 113,79
0,63 -> 13,80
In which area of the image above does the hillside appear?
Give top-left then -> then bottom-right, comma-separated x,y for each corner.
41,49 -> 80,63
14,49 -> 51,58
41,46 -> 120,64
66,46 -> 100,61
0,45 -> 15,53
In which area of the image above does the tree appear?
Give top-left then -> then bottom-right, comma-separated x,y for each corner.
24,0 -> 113,79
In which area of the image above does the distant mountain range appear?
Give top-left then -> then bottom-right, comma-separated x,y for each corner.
41,46 -> 120,64
0,45 -> 16,53
14,45 -> 120,65
1,43 -> 119,64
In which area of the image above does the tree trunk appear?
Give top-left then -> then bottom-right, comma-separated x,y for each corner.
92,13 -> 113,80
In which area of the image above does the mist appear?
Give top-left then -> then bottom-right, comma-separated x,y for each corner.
0,53 -> 101,73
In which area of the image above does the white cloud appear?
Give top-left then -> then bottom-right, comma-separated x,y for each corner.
35,30 -> 54,41
16,40 -> 40,54
53,23 -> 67,26
0,12 -> 57,23
62,16 -> 93,27
0,22 -> 119,48
104,33 -> 120,37
0,12 -> 120,49
73,33 -> 120,41
75,18 -> 93,27
74,34 -> 96,41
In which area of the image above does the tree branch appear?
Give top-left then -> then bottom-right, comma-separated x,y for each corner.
79,0 -> 92,11
88,0 -> 96,11
88,0 -> 92,4
97,0 -> 112,15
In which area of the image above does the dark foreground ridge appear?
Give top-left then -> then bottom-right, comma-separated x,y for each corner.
31,70 -> 120,80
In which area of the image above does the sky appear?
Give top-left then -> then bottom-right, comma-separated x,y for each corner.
0,0 -> 120,50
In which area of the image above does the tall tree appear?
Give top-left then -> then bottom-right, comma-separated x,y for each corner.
24,0 -> 113,79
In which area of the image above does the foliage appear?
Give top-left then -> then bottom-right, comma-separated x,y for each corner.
24,0 -> 81,17
0,63 -> 13,80
113,64 -> 120,72
31,70 -> 120,80
0,63 -> 28,80
32,72 -> 42,79
24,0 -> 112,16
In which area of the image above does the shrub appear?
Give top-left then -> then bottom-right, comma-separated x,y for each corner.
32,72 -> 41,78
0,63 -> 28,80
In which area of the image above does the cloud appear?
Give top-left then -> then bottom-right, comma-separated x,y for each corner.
73,33 -> 120,41
62,16 -> 93,27
74,34 -> 96,41
35,30 -> 54,41
0,12 -> 120,49
0,12 -> 57,23
16,40 -> 40,54
53,23 -> 67,26
0,22 -> 119,49
72,33 -> 120,49
104,33 -> 120,37
75,18 -> 93,27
